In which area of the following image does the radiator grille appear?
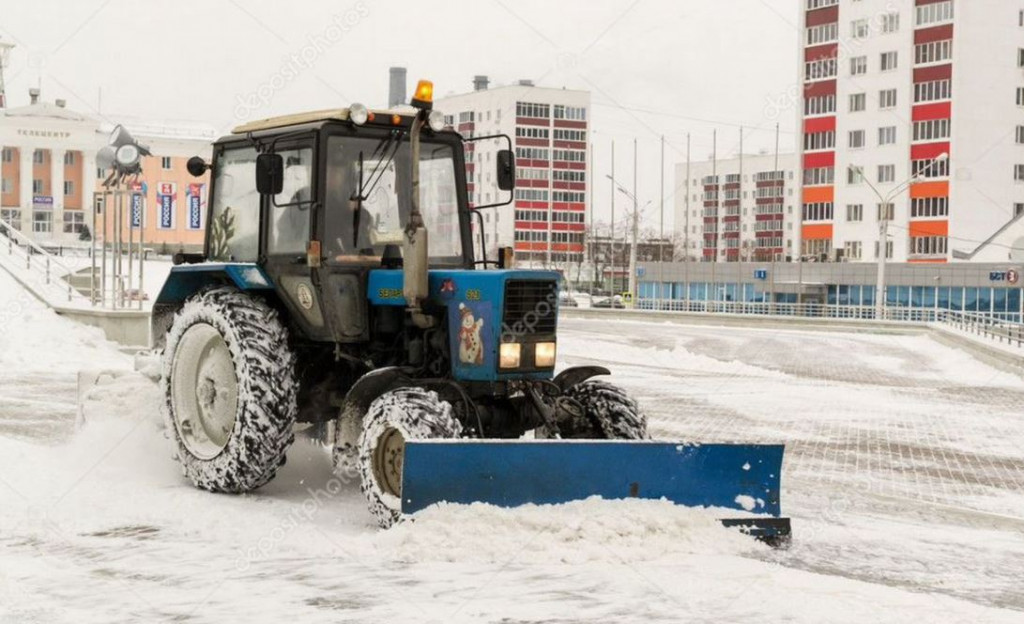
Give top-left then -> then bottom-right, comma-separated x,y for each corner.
502,279 -> 558,340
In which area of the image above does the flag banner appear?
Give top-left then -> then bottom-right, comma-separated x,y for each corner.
156,182 -> 177,230
187,183 -> 204,230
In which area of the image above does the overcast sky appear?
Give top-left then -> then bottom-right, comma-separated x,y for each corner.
0,0 -> 801,232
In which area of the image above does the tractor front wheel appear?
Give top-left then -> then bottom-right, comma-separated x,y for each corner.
162,287 -> 298,492
564,380 -> 648,440
357,387 -> 462,528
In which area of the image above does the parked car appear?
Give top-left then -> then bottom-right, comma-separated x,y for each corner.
592,295 -> 625,309
559,290 -> 579,307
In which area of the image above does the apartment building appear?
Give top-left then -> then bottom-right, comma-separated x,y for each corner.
799,0 -> 1024,263
674,151 -> 800,262
435,78 -> 590,265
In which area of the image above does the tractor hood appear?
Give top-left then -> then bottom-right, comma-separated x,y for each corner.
368,269 -> 561,382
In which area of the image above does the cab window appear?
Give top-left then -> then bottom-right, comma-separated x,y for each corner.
267,146 -> 314,256
208,146 -> 259,262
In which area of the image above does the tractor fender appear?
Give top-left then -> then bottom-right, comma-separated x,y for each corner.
151,263 -> 276,350
338,366 -> 418,424
553,365 -> 611,392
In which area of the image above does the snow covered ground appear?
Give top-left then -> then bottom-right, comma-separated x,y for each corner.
2,266 -> 1024,622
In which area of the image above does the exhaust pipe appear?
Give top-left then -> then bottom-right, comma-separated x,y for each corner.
404,83 -> 436,329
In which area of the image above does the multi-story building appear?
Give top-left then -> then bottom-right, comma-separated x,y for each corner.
435,77 -> 590,266
674,151 -> 800,262
0,88 -> 214,252
798,0 -> 1024,263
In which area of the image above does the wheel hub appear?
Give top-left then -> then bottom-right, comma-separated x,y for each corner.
170,323 -> 239,460
373,427 -> 406,498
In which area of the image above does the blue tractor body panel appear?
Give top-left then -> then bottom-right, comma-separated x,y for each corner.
155,263 -> 274,306
369,269 -> 561,382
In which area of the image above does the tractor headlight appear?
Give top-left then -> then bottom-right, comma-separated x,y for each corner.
499,343 -> 521,369
427,109 -> 445,132
535,342 -> 556,368
350,103 -> 369,125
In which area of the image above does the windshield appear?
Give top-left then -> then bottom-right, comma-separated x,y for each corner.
325,135 -> 463,264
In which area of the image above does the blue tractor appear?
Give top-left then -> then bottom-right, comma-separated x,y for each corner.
154,80 -> 790,540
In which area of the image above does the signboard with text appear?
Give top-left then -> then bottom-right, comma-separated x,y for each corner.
186,183 -> 204,230
131,193 -> 143,228
156,182 -> 176,229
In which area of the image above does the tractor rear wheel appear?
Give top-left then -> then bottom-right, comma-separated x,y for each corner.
564,380 -> 648,439
162,287 -> 298,492
357,387 -> 462,528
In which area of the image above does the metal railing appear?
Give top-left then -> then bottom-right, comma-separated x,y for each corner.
0,216 -> 90,306
629,298 -> 993,324
937,309 -> 1024,348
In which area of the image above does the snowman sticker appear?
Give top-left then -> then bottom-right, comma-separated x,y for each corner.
457,303 -> 485,365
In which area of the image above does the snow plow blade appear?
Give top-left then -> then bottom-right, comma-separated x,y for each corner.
401,441 -> 790,545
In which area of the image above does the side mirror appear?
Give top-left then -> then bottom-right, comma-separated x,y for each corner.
496,149 -> 515,191
256,153 -> 284,195
186,156 -> 209,178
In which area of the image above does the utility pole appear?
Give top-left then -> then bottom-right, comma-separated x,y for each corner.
610,140 -> 615,293
659,135 -> 665,294
629,138 -> 639,302
685,133 -> 691,306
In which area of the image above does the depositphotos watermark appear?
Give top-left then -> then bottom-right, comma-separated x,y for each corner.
233,1 -> 369,122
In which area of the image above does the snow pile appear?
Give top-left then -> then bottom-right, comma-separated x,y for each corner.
371,497 -> 763,564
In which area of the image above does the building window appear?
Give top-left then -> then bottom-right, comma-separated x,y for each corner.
910,235 -> 947,256
851,19 -> 869,39
874,240 -> 894,259
879,89 -> 897,109
849,130 -> 866,149
1019,48 -> 1024,68
32,179 -> 43,194
97,167 -> 106,179
843,241 -> 863,260
1016,203 -> 1024,216
803,167 -> 835,186
879,126 -> 897,145
912,158 -> 949,178
911,197 -> 949,218
805,56 -> 837,81
63,152 -> 75,166
804,94 -> 836,115
1,178 -> 11,193
806,22 -> 838,46
803,131 -> 835,151
880,51 -> 898,72
1016,164 -> 1024,182
849,93 -> 866,112
848,167 -> 864,185
882,12 -> 900,33
913,119 -> 951,141
32,149 -> 45,165
850,56 -> 867,75
516,102 -> 550,119
846,204 -> 863,222
32,210 -> 52,233
916,1 -> 953,27
161,156 -> 172,170
915,79 -> 952,102
63,180 -> 74,196
802,202 -> 834,221
63,211 -> 84,234
878,165 -> 896,183
553,105 -> 586,121
877,203 -> 895,221
0,208 -> 20,230
806,0 -> 838,8
915,40 -> 953,65
1,148 -> 12,163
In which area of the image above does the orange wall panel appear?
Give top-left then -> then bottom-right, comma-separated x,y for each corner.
909,220 -> 948,237
802,186 -> 834,203
802,223 -> 833,240
910,181 -> 949,199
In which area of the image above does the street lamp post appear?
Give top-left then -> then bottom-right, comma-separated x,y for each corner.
849,153 -> 948,320
606,173 -> 649,302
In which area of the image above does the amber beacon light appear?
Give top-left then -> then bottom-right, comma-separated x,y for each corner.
411,80 -> 434,110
